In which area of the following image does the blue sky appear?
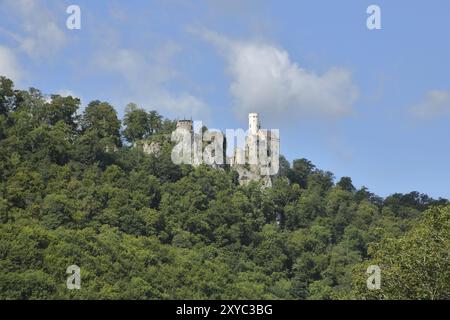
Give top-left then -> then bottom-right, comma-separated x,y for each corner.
0,0 -> 449,199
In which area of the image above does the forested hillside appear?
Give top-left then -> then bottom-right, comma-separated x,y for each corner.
0,76 -> 448,300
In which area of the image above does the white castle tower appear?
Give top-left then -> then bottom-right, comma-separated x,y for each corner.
246,113 -> 259,167
248,113 -> 260,135
227,112 -> 279,188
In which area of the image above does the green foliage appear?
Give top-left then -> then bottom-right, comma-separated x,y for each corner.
0,76 -> 448,300
348,205 -> 450,300
81,100 -> 121,148
123,104 -> 154,143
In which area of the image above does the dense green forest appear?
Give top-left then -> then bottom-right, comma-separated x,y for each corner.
0,76 -> 448,300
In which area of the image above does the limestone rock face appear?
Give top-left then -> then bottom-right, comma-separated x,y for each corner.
233,165 -> 273,189
142,141 -> 161,157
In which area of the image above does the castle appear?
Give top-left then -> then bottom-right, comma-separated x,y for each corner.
171,113 -> 279,188
239,113 -> 279,188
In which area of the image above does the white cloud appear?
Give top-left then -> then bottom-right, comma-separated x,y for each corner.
411,90 -> 450,119
199,30 -> 358,123
151,91 -> 210,119
94,43 -> 210,119
56,89 -> 77,97
96,46 -> 178,86
108,2 -> 130,22
0,46 -> 22,82
2,0 -> 66,59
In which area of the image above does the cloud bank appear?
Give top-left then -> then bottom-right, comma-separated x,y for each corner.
94,40 -> 210,119
2,0 -> 66,59
0,46 -> 22,82
411,90 -> 450,120
199,30 -> 358,123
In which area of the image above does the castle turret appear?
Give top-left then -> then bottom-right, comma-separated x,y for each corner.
176,119 -> 193,133
248,113 -> 260,135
